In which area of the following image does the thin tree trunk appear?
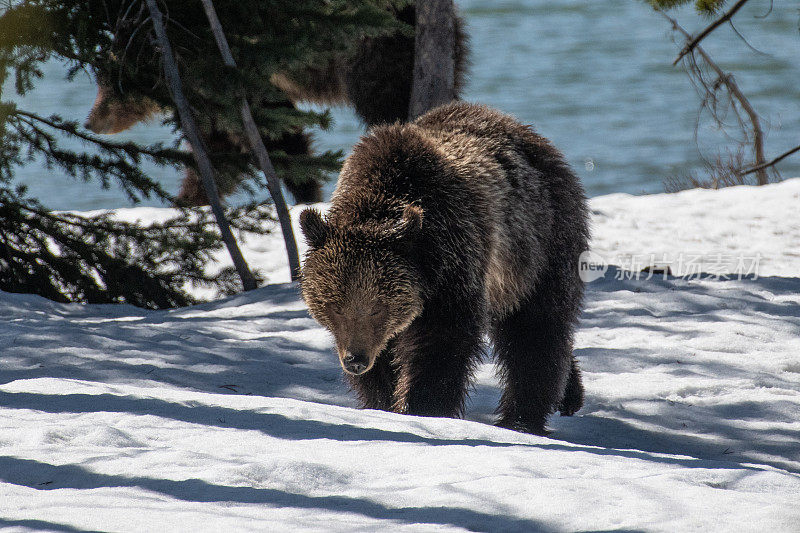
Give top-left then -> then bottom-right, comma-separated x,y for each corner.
408,0 -> 456,120
200,0 -> 301,281
144,0 -> 257,291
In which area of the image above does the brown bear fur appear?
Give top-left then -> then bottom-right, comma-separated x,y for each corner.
300,102 -> 588,434
85,83 -> 162,135
273,3 -> 469,126
85,3 -> 470,206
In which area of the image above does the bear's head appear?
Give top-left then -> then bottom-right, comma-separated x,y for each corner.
84,81 -> 161,135
299,205 -> 424,375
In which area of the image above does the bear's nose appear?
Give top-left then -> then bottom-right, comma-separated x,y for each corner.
84,120 -> 103,133
343,352 -> 368,375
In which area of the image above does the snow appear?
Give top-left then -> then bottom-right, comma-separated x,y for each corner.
2,180 -> 800,532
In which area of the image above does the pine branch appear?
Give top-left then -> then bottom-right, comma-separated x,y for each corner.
14,109 -> 184,161
11,111 -> 177,202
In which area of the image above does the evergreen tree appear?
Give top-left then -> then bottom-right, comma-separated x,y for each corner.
648,0 -> 728,12
0,0 -> 399,308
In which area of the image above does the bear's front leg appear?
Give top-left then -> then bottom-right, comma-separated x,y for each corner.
346,345 -> 397,411
391,307 -> 483,418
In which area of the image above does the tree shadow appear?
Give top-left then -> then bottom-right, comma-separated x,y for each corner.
0,283 -> 352,406
468,268 -> 800,474
553,267 -> 800,474
0,456 -> 555,533
0,390 -> 764,472
588,267 -> 800,327
0,518 -> 105,533
552,409 -> 800,474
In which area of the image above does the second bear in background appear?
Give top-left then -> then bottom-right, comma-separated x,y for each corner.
85,3 -> 470,205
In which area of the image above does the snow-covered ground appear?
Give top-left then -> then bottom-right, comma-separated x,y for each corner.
2,180 -> 800,532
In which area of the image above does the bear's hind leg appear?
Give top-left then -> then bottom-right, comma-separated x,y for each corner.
558,356 -> 584,416
268,128 -> 323,204
492,272 -> 582,434
284,176 -> 322,205
176,128 -> 244,206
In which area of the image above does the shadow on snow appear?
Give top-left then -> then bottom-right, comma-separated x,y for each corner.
0,390 -> 767,473
0,456 -> 554,533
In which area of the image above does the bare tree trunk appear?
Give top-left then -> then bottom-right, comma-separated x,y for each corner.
144,0 -> 257,291
408,0 -> 456,120
200,0 -> 301,281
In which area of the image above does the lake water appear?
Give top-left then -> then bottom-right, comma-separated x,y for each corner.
8,0 -> 800,210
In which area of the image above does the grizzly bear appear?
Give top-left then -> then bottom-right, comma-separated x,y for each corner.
299,102 -> 588,434
84,3 -> 469,206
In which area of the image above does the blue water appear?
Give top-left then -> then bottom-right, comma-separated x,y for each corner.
8,0 -> 800,210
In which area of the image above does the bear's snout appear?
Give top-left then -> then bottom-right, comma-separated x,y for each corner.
342,351 -> 369,375
84,116 -> 104,134
85,114 -> 114,135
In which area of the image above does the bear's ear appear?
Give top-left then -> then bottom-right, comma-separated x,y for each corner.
395,204 -> 424,238
300,208 -> 329,249
390,205 -> 424,261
